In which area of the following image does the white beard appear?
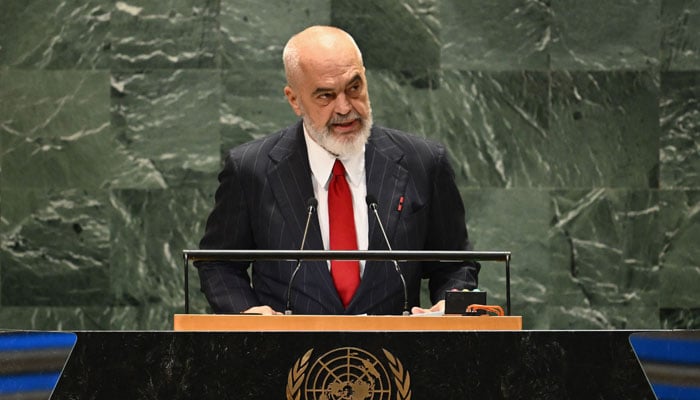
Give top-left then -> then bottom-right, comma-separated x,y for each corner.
303,111 -> 372,157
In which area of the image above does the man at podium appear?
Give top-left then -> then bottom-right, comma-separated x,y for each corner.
196,26 -> 479,315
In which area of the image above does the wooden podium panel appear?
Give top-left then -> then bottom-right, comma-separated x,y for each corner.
173,314 -> 522,331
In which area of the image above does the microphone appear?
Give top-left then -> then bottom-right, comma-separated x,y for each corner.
366,195 -> 410,316
285,197 -> 318,315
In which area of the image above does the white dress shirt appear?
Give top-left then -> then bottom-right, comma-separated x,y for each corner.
303,127 -> 368,276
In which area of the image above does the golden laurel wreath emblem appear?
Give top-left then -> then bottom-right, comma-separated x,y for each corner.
286,347 -> 411,400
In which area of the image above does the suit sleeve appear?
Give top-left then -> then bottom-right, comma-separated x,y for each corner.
195,152 -> 261,313
423,146 -> 480,304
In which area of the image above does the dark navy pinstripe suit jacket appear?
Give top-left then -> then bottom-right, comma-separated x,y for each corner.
197,121 -> 479,314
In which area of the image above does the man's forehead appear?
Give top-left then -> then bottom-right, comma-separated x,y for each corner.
311,73 -> 363,95
303,62 -> 364,86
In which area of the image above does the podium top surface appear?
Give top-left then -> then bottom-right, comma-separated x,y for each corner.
173,314 -> 522,331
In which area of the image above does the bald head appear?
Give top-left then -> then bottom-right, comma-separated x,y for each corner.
283,26 -> 364,88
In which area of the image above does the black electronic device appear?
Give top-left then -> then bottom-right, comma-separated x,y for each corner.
444,291 -> 487,315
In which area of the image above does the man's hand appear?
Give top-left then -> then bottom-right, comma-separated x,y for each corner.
242,305 -> 282,315
410,299 -> 445,315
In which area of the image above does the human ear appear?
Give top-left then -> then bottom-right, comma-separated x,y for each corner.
284,86 -> 303,116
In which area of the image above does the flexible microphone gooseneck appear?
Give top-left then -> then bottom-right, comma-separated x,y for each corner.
285,197 -> 318,315
366,195 -> 410,316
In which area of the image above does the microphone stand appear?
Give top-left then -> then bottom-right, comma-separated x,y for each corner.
285,198 -> 317,315
367,196 -> 410,316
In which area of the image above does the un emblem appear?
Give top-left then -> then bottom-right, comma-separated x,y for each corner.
286,347 -> 411,400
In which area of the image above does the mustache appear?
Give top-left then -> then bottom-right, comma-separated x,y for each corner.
329,112 -> 362,125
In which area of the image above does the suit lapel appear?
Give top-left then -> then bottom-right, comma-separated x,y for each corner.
348,128 -> 409,313
267,123 -> 323,251
364,128 -> 408,251
267,122 -> 343,312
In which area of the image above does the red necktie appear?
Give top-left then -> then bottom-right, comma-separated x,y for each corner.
329,159 -> 360,308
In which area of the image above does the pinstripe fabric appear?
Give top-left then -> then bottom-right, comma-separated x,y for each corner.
197,121 -> 479,314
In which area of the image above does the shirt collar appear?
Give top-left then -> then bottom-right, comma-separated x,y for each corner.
303,124 -> 365,188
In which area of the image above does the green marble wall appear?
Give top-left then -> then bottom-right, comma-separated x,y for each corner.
1,0 -> 698,330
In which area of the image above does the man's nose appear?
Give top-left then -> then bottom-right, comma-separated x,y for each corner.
334,93 -> 352,115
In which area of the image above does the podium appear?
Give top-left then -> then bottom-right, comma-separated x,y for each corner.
47,250 -> 655,399
48,250 -> 640,398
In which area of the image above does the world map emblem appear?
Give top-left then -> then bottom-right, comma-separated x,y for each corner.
286,347 -> 411,400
